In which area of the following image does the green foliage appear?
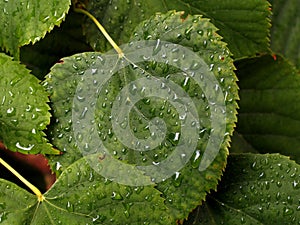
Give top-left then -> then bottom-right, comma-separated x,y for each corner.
0,0 -> 299,224
270,0 -> 300,69
0,157 -> 172,224
185,154 -> 300,224
0,53 -> 58,155
44,11 -> 238,221
85,0 -> 271,59
232,55 -> 300,162
0,0 -> 71,59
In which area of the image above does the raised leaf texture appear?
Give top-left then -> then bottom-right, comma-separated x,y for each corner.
0,179 -> 37,224
44,11 -> 238,221
0,53 -> 57,155
0,157 -> 172,224
232,55 -> 300,162
0,0 -> 71,58
20,11 -> 92,79
184,154 -> 300,224
84,0 -> 271,58
130,11 -> 238,218
270,0 -> 300,69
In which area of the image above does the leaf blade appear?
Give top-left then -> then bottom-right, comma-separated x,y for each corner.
184,153 -> 300,224
0,0 -> 71,58
84,0 -> 271,58
270,0 -> 300,69
232,55 -> 300,162
0,53 -> 58,155
0,179 -> 37,224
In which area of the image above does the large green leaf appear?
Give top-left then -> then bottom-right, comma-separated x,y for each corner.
231,55 -> 300,162
0,0 -> 71,58
44,11 -> 238,220
0,157 -> 172,224
0,53 -> 58,155
270,0 -> 300,69
130,11 -> 238,219
184,154 -> 300,224
84,0 -> 271,58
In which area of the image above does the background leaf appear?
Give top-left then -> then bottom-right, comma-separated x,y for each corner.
0,157 -> 173,224
270,0 -> 300,69
20,10 -> 92,80
231,55 -> 300,162
84,0 -> 271,58
184,154 -> 300,224
0,0 -> 71,58
0,53 -> 57,155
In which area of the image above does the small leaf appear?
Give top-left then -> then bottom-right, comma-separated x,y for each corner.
232,55 -> 300,162
270,0 -> 300,69
0,0 -> 71,58
0,157 -> 172,224
184,153 -> 300,224
20,11 -> 92,79
0,53 -> 58,155
84,0 -> 271,58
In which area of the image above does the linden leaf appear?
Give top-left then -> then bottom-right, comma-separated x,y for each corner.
0,0 -> 71,58
270,0 -> 300,69
232,55 -> 300,163
84,0 -> 271,59
0,53 -> 58,155
44,11 -> 238,221
130,10 -> 238,219
0,157 -> 172,224
184,154 -> 300,224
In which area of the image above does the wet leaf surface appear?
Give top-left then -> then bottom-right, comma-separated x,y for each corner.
84,0 -> 271,59
184,154 -> 300,225
43,11 -> 238,221
0,0 -> 71,58
0,157 -> 172,224
0,53 -> 57,155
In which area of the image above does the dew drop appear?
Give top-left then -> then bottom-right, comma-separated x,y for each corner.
15,142 -> 34,151
172,172 -> 183,187
66,201 -> 74,212
111,191 -> 123,200
80,107 -> 88,119
276,181 -> 282,188
240,217 -> 246,224
56,162 -> 62,171
184,27 -> 193,40
283,206 -> 294,216
72,63 -> 79,70
276,191 -> 281,200
91,68 -> 98,75
152,39 -> 162,55
6,107 -> 16,117
292,180 -> 300,189
0,212 -> 7,223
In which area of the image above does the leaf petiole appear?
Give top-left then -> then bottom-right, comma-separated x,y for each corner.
0,157 -> 44,202
74,5 -> 124,58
